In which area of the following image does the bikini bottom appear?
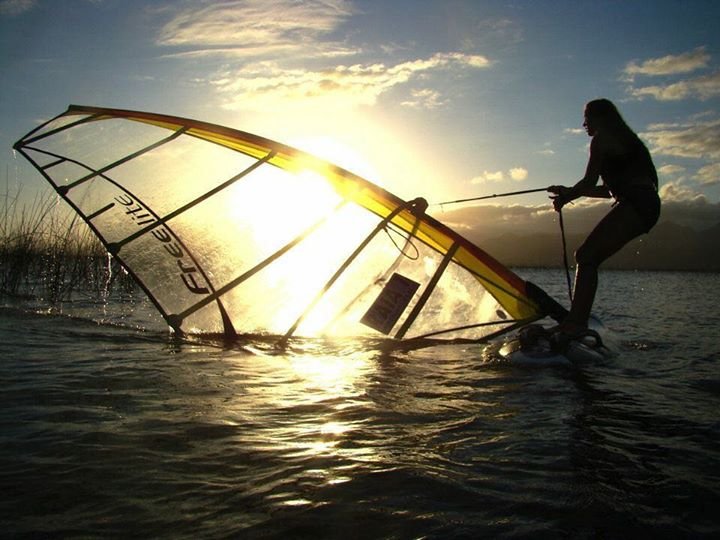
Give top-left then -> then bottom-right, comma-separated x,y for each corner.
618,188 -> 661,233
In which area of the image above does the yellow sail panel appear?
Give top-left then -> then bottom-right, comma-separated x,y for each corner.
15,105 -> 553,343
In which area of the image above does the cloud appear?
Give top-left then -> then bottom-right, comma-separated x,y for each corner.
480,18 -> 524,45
629,71 -> 720,101
659,181 -> 708,203
657,164 -> 685,177
644,119 -> 720,192
470,167 -> 527,184
624,47 -> 710,78
401,88 -> 447,109
213,52 -> 490,111
156,1 -> 491,112
471,171 -> 505,184
509,167 -> 528,181
643,119 -> 720,160
157,0 -> 354,59
623,47 -> 720,102
536,142 -> 555,156
696,162 -> 720,186
0,0 -> 35,15
436,203 -> 558,238
437,196 -> 720,245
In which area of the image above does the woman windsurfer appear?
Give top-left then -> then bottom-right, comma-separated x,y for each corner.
548,98 -> 660,338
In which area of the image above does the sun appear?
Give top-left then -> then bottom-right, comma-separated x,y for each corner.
217,135 -> 383,336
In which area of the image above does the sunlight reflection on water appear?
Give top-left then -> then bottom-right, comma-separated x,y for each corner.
2,269 -> 720,538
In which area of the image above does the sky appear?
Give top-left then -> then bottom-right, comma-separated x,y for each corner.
2,0 -> 720,235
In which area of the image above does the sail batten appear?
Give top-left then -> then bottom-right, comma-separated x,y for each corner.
68,127 -> 189,191
395,240 -> 459,340
175,202 -> 345,326
112,149 -> 278,253
14,105 -> 559,342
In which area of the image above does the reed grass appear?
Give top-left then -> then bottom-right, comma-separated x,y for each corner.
1,183 -> 136,303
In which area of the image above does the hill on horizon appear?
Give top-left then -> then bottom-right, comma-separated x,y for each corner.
466,220 -> 720,272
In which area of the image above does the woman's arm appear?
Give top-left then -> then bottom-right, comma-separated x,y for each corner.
583,185 -> 612,198
548,136 -> 611,209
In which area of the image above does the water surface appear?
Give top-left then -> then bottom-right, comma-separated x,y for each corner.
2,269 -> 719,538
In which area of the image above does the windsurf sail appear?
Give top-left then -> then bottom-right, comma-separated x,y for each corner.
14,105 -> 564,344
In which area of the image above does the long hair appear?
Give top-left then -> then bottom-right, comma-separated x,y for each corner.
585,99 -> 635,135
587,99 -> 658,188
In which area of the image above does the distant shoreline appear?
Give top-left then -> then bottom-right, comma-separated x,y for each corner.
510,265 -> 720,274
469,220 -> 720,273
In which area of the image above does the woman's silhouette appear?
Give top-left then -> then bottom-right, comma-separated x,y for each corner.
548,99 -> 660,337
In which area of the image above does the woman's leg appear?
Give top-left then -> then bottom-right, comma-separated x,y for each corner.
564,203 -> 647,329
